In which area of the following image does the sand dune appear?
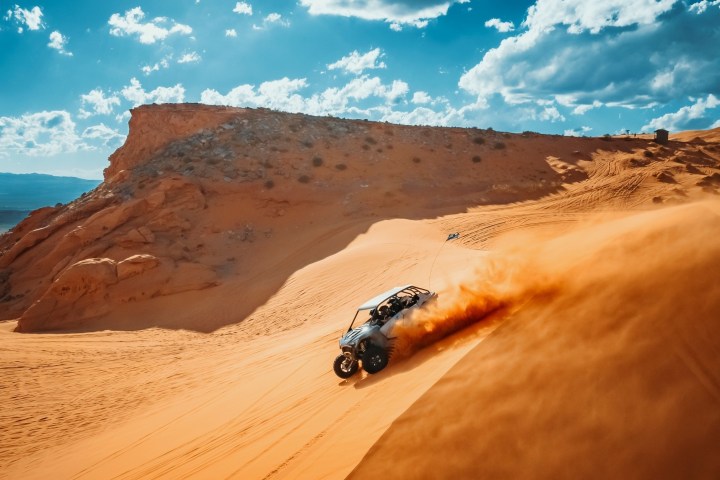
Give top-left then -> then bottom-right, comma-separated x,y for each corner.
1,106 -> 720,479
671,126 -> 720,143
350,201 -> 720,479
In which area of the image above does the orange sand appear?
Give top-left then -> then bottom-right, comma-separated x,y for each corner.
1,107 -> 719,479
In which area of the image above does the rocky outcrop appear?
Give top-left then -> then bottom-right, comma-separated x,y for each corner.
17,258 -> 119,332
104,104 -> 240,181
16,254 -> 216,331
1,166 -> 218,330
117,254 -> 160,281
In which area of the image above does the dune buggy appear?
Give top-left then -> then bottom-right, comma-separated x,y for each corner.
333,285 -> 437,378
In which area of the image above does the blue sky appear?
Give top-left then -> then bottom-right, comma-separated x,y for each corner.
1,0 -> 719,179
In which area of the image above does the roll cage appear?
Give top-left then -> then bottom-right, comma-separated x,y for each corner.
346,285 -> 431,331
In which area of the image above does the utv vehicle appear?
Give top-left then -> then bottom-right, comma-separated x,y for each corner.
333,285 -> 437,379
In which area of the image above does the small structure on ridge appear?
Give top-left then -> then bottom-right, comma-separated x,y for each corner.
654,128 -> 669,144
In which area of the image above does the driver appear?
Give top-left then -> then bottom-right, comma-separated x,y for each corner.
374,305 -> 390,324
389,297 -> 403,315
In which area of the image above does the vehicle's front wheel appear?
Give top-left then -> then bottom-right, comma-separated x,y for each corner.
362,345 -> 389,374
334,355 -> 359,379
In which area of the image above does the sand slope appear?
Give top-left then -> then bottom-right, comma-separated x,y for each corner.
350,201 -> 720,479
2,219 -> 495,479
2,107 -> 720,479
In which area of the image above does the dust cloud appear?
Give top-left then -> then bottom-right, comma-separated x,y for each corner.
391,200 -> 720,360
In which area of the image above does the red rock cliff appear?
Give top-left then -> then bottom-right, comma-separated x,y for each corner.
104,104 -> 240,181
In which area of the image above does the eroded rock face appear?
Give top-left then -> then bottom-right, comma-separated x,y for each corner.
117,254 -> 160,281
117,226 -> 155,247
16,253 -> 217,331
17,258 -> 118,332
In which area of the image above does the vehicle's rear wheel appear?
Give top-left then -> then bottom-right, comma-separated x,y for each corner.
362,345 -> 389,374
334,355 -> 358,379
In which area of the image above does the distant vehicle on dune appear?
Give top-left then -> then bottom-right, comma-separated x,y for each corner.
333,285 -> 437,379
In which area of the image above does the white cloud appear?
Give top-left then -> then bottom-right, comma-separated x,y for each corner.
0,110 -> 85,157
0,112 -> 126,165
115,111 -> 131,124
642,94 -> 720,132
522,0 -> 677,34
121,78 -> 186,106
412,91 -> 432,104
81,124 -> 125,147
299,0 -> 467,29
200,84 -> 254,106
327,48 -> 386,75
225,28 -> 237,37
258,78 -> 308,110
198,71 -> 498,129
689,0 -> 720,14
201,74 -> 412,117
253,12 -> 290,29
142,55 -> 171,75
312,76 -> 409,110
47,30 -> 72,56
178,52 -> 201,64
378,106 -> 451,125
371,98 -> 487,127
312,76 -> 387,111
485,18 -> 514,32
6,4 -> 44,32
564,126 -> 592,136
572,100 -> 603,115
201,77 -> 308,112
540,106 -> 565,122
233,2 -> 253,15
108,7 -> 192,44
459,0 -> 720,111
79,88 -> 121,118
385,80 -> 409,101
517,104 -> 566,123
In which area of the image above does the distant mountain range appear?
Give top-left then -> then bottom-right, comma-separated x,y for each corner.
0,173 -> 100,232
